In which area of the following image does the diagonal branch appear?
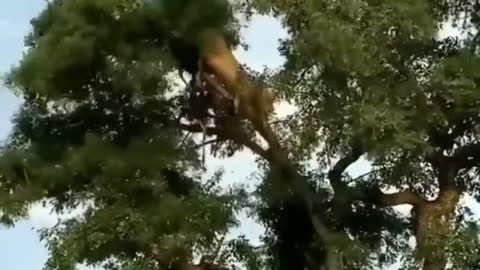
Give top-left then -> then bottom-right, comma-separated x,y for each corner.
190,139 -> 220,150
178,123 -> 269,160
180,122 -> 334,247
182,31 -> 337,255
327,145 -> 363,191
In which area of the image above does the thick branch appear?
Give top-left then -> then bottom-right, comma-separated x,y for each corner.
183,32 -> 332,249
267,150 -> 334,242
425,146 -> 460,205
328,145 -> 363,190
427,121 -> 471,151
343,184 -> 426,207
377,190 -> 425,206
328,146 -> 426,207
452,141 -> 480,169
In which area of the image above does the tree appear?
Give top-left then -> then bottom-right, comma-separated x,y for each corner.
1,0 -> 480,270
249,0 -> 480,269
1,1 -> 254,269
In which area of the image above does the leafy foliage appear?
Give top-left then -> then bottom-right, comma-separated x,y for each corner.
2,0 -> 480,269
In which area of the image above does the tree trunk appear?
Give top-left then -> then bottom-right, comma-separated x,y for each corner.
325,249 -> 344,270
414,186 -> 460,270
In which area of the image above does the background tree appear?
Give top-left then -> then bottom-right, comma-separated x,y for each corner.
248,0 -> 480,269
1,0 -> 480,270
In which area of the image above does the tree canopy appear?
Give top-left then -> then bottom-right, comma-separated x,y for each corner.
1,0 -> 480,269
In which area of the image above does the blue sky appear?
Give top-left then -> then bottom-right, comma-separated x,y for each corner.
0,1 -> 478,270
0,1 -> 49,269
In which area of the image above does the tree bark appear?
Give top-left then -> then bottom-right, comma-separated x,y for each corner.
414,191 -> 460,269
414,156 -> 461,270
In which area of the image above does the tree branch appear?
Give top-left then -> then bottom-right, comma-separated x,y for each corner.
202,73 -> 233,100
182,32 -> 334,251
427,121 -> 470,151
424,149 -> 445,167
376,189 -> 425,206
179,123 -> 221,136
178,123 -> 269,160
190,139 -> 219,150
347,169 -> 381,184
452,141 -> 480,169
327,145 -> 363,190
326,145 -> 426,207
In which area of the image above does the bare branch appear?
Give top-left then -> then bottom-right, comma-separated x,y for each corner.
190,139 -> 220,150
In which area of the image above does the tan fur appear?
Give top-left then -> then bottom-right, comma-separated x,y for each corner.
198,29 -> 241,88
196,29 -> 276,122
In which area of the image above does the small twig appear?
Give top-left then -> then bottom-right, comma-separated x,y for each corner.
347,169 -> 381,184
191,139 -> 219,150
23,167 -> 30,185
178,131 -> 192,148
